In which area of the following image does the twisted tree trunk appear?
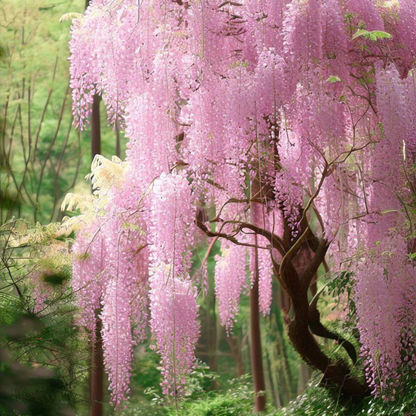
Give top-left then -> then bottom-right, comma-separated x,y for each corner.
196,184 -> 369,399
274,217 -> 369,397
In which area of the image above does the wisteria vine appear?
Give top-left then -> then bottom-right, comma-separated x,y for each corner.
65,0 -> 416,406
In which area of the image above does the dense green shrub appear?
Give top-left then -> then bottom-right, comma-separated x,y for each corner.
279,375 -> 416,416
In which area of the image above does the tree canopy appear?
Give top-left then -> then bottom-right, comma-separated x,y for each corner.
65,0 -> 416,409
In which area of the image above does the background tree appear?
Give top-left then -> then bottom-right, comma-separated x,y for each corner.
0,0 -> 83,224
0,2 -> 125,415
0,0 -> 124,225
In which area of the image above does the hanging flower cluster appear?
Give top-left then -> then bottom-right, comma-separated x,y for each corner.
148,173 -> 199,397
355,236 -> 416,398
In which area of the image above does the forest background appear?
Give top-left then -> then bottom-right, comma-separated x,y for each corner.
1,1 -> 416,416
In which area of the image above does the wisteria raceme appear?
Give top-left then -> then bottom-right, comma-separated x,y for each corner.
64,155 -> 149,406
344,0 -> 384,32
258,247 -> 273,316
149,173 -> 195,274
254,49 -> 286,115
274,171 -> 303,235
400,74 -> 416,155
250,195 -> 274,316
321,0 -> 350,80
72,221 -> 106,335
365,66 -> 405,246
148,173 -> 199,396
244,0 -> 288,56
355,236 -> 416,398
149,271 -> 199,397
384,0 -> 416,78
250,235 -> 274,317
101,277 -> 133,407
100,216 -> 149,406
66,0 -> 416,406
282,0 -> 323,87
215,240 -> 247,334
71,212 -> 148,406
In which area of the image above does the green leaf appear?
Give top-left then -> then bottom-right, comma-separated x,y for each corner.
352,29 -> 392,41
326,76 -> 342,83
352,29 -> 370,39
371,30 -> 392,39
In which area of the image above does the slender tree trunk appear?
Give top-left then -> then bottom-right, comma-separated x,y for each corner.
208,289 -> 219,389
265,344 -> 281,408
91,94 -> 101,158
225,335 -> 245,377
250,242 -> 266,413
297,362 -> 310,395
89,97 -> 104,412
87,12 -> 103,408
91,315 -> 104,416
249,176 -> 267,413
115,120 -> 121,158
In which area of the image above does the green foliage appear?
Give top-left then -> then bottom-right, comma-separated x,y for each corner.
132,347 -> 165,395
278,374 -> 416,416
171,373 -> 256,416
0,300 -> 88,415
177,374 -> 254,416
175,394 -> 252,416
325,270 -> 356,322
0,312 -> 78,416
352,29 -> 392,41
0,0 -> 86,223
123,368 -> 416,416
0,0 -> 126,224
0,219 -> 89,415
124,363 -> 258,416
326,76 -> 342,83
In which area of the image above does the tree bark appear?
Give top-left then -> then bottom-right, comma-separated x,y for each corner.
87,5 -> 103,407
225,335 -> 245,377
115,119 -> 121,158
250,244 -> 267,413
274,212 -> 369,398
208,288 -> 219,389
90,315 -> 104,416
287,288 -> 368,396
91,94 -> 101,158
250,177 -> 267,412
